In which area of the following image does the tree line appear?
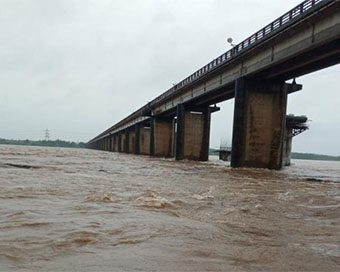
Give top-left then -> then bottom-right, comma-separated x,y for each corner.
0,138 -> 86,148
291,152 -> 340,161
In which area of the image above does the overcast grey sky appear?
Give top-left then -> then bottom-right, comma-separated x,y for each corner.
0,0 -> 339,155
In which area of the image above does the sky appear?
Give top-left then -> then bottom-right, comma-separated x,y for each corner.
0,0 -> 339,155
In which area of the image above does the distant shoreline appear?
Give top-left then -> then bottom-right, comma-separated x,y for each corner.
0,139 -> 85,149
209,149 -> 340,162
291,152 -> 340,162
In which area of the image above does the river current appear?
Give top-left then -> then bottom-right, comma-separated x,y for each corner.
0,145 -> 339,271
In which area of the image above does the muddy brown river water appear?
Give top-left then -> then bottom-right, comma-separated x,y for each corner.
0,145 -> 340,271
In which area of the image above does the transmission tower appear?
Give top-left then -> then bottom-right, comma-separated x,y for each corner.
44,129 -> 50,141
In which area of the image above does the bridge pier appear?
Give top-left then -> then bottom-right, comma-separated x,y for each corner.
139,126 -> 151,155
112,134 -> 117,152
108,137 -> 111,151
117,133 -> 121,152
150,117 -> 174,158
175,104 -> 211,161
119,132 -> 126,153
114,134 -> 118,152
134,124 -> 140,155
124,130 -> 129,153
106,136 -> 109,151
109,135 -> 113,152
109,135 -> 113,151
231,78 -> 288,170
128,129 -> 135,154
111,135 -> 116,152
100,139 -> 103,150
283,129 -> 293,166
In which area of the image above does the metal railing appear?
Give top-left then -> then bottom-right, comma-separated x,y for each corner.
150,0 -> 325,107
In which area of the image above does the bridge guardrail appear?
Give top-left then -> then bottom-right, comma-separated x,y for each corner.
150,0 -> 325,107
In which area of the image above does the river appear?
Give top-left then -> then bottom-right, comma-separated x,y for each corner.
0,145 -> 339,271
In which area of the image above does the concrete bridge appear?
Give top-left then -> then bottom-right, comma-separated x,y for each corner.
87,0 -> 340,170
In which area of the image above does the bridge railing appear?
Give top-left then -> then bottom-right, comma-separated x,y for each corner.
150,0 -> 325,107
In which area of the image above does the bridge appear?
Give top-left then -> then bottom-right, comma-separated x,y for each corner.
87,0 -> 340,170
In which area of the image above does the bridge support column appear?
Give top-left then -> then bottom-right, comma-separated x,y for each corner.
175,105 -> 211,161
283,129 -> 293,166
134,124 -> 140,155
150,117 -> 174,157
111,135 -> 115,152
114,134 -> 119,152
120,132 -> 126,153
106,137 -> 110,151
101,139 -> 104,150
108,135 -> 113,151
128,129 -> 135,153
110,135 -> 115,152
231,78 -> 287,170
106,136 -> 109,151
139,127 -> 151,155
117,133 -> 122,152
124,130 -> 129,153
101,138 -> 105,151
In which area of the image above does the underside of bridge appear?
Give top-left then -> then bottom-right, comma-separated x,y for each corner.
87,0 -> 340,170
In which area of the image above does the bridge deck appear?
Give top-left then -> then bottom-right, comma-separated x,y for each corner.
89,0 -> 340,144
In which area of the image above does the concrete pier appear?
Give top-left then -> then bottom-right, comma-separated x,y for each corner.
139,127 -> 151,155
105,137 -> 109,151
283,115 -> 308,166
128,131 -> 135,154
114,134 -> 119,152
231,78 -> 288,170
134,124 -> 140,155
175,104 -> 211,161
150,117 -> 174,158
120,133 -> 125,153
283,130 -> 293,167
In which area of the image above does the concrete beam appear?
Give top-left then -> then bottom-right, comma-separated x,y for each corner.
231,78 -> 287,170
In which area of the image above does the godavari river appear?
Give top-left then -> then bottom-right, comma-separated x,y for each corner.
0,145 -> 340,271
